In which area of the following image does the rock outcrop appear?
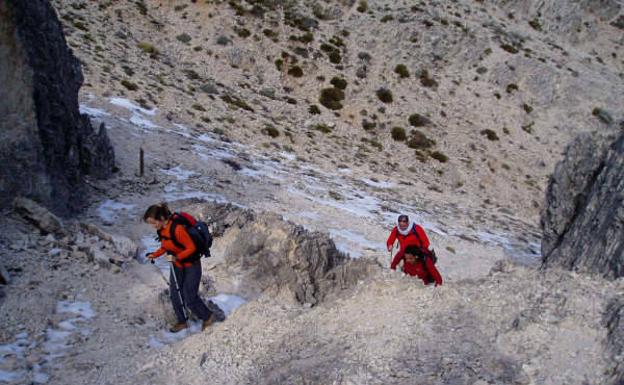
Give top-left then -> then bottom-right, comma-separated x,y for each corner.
187,202 -> 378,305
541,131 -> 624,279
0,0 -> 114,215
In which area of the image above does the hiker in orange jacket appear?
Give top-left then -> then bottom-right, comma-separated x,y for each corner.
387,214 -> 443,286
144,203 -> 216,333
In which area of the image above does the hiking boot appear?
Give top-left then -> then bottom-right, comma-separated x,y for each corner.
202,314 -> 217,331
169,322 -> 188,333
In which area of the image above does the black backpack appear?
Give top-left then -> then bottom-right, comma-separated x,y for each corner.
409,224 -> 437,264
159,212 -> 213,261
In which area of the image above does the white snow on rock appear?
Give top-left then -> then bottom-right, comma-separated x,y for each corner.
147,295 -> 246,349
109,97 -> 156,116
0,301 -> 96,384
163,182 -> 228,203
96,200 -> 136,224
129,114 -> 159,130
160,166 -> 198,181
79,104 -> 110,117
360,178 -> 395,189
329,228 -> 380,259
208,294 -> 246,317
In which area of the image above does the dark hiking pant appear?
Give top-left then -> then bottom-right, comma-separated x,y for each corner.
170,261 -> 211,323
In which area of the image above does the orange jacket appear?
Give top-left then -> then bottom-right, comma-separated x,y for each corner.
153,220 -> 197,268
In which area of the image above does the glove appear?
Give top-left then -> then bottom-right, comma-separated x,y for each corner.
146,252 -> 155,264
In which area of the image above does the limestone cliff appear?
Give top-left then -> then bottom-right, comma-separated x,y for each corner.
0,0 -> 114,215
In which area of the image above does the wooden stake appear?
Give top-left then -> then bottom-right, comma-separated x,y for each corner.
139,147 -> 144,177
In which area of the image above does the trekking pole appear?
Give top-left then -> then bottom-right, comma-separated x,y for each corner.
389,240 -> 397,269
169,257 -> 188,321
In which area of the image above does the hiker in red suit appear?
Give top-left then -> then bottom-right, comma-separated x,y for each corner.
387,214 -> 443,286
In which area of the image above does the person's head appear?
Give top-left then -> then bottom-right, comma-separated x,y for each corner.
397,214 -> 409,231
404,245 -> 419,264
143,203 -> 172,230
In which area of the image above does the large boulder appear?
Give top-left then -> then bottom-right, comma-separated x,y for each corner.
0,0 -> 115,215
184,202 -> 377,305
541,131 -> 624,279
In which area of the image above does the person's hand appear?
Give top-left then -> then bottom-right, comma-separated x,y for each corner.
165,254 -> 176,263
387,244 -> 393,252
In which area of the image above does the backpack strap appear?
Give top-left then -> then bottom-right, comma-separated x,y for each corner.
165,214 -> 187,251
411,224 -> 425,248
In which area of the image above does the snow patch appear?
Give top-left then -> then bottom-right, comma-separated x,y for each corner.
79,104 -> 110,117
361,178 -> 395,189
163,183 -> 228,203
329,228 -> 380,259
96,200 -> 136,224
208,294 -> 246,316
160,166 -> 198,181
109,97 -> 156,116
130,114 -> 159,130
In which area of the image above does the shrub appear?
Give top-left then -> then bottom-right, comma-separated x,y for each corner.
480,129 -> 499,141
182,69 -> 201,80
528,18 -> 542,31
309,104 -> 321,114
476,66 -> 488,74
362,120 -> 376,130
288,65 -> 304,77
275,58 -> 284,71
176,33 -> 192,44
391,126 -> 406,141
381,15 -> 394,22
419,69 -> 438,88
407,130 -> 434,149
221,94 -> 255,112
356,0 -> 368,13
299,32 -> 314,43
500,43 -> 518,54
430,151 -> 448,163
263,29 -> 279,41
330,76 -> 347,90
592,107 -> 614,125
137,42 -> 159,58
192,103 -> 206,111
408,113 -> 431,127
263,125 -> 280,138
121,80 -> 138,91
506,83 -> 519,93
319,87 -> 345,110
234,27 -> 251,38
314,123 -> 332,133
328,51 -> 342,64
394,64 -> 410,78
523,103 -> 533,114
376,88 -> 393,103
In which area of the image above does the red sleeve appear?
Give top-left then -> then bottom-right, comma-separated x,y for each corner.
152,246 -> 166,257
390,251 -> 404,270
173,226 -> 197,260
414,225 -> 430,249
425,257 -> 443,286
386,227 -> 398,249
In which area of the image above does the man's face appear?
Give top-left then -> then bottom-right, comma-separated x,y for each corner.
404,253 -> 417,264
398,217 -> 409,230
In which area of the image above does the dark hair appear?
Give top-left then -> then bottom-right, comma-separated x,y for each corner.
404,245 -> 420,256
398,214 -> 409,222
143,203 -> 172,222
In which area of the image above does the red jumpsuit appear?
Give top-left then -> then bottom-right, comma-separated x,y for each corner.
387,224 -> 443,286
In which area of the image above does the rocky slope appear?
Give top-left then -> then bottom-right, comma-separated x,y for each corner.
48,0 -> 623,220
1,0 -> 623,384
